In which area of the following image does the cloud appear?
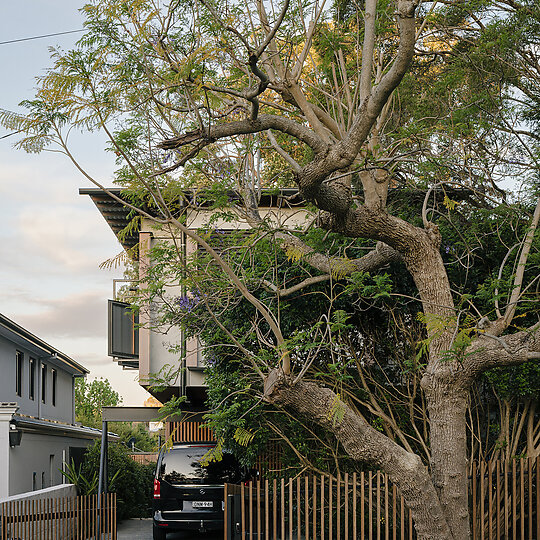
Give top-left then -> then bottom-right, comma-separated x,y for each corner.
16,204 -> 123,272
13,291 -> 108,340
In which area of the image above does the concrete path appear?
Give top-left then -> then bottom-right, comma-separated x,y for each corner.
117,518 -> 223,540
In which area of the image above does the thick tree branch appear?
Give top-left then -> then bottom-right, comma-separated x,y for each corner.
461,323 -> 540,385
276,234 -> 402,276
255,0 -> 290,58
263,373 -> 453,540
359,0 -> 377,103
297,0 -> 419,209
159,114 -> 328,155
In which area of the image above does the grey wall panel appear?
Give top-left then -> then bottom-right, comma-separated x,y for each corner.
8,432 -> 95,496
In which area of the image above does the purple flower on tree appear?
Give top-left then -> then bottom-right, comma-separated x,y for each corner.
175,294 -> 200,313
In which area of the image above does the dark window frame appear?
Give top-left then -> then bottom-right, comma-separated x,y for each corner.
51,369 -> 57,406
16,351 -> 23,397
41,363 -> 47,404
29,358 -> 36,400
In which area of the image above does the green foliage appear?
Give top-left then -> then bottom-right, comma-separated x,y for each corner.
75,378 -> 122,428
74,378 -> 157,451
156,395 -> 188,421
60,460 -> 100,496
200,438 -> 224,466
327,394 -> 346,427
82,441 -> 154,520
234,427 -> 256,447
113,423 -> 159,452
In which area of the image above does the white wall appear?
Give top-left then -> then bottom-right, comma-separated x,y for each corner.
9,432 -> 95,497
0,404 -> 18,499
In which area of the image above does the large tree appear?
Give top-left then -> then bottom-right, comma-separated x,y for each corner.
2,0 -> 540,538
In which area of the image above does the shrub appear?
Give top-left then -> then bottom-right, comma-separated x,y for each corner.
82,441 -> 154,520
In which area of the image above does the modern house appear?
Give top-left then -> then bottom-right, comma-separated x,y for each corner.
81,188 -> 305,406
0,313 -> 105,498
81,188 -> 306,446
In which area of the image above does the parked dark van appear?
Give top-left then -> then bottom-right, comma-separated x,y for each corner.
152,443 -> 244,540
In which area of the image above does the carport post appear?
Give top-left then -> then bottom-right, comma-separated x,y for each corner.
97,419 -> 108,537
98,419 -> 108,494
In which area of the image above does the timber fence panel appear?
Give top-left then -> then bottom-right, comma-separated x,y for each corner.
470,458 -> 538,540
235,473 -> 416,540
0,492 -> 116,540
231,458 -> 537,540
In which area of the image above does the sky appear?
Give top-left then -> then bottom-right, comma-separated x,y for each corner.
0,1 -> 150,405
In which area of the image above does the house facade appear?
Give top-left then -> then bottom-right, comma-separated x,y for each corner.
81,188 -> 306,410
0,313 -> 103,498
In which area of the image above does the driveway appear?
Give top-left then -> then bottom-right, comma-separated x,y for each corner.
117,518 -> 223,540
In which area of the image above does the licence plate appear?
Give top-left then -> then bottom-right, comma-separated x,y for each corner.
192,501 -> 213,508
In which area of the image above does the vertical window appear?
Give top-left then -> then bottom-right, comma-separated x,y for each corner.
49,455 -> 55,486
196,338 -> 207,367
32,472 -> 37,491
16,351 -> 23,397
41,364 -> 47,404
41,471 -> 45,489
51,369 -> 57,406
29,358 -> 36,400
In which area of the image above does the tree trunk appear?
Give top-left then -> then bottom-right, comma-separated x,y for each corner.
424,379 -> 470,539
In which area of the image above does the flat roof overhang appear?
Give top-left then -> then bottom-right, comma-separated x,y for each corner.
79,187 -> 303,255
101,406 -> 206,423
12,415 -> 119,441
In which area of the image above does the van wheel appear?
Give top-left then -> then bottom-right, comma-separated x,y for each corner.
153,524 -> 167,540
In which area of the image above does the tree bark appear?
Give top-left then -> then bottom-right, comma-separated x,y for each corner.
424,381 -> 470,540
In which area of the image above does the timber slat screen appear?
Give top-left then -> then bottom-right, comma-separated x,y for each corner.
470,457 -> 539,540
225,457 -> 539,540
225,472 -> 415,540
0,493 -> 116,540
130,452 -> 159,465
167,420 -> 215,443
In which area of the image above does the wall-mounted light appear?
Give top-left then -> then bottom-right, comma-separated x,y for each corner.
9,426 -> 22,447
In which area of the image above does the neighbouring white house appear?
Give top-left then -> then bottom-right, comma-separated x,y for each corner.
0,313 -> 107,498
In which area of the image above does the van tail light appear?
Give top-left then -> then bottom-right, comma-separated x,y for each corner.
153,479 -> 161,499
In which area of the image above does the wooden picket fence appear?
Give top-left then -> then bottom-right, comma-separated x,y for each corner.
225,457 -> 540,540
129,452 -> 158,465
471,458 -> 539,539
0,493 -> 116,540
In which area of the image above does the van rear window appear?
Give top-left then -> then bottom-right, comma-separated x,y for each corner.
160,447 -> 244,484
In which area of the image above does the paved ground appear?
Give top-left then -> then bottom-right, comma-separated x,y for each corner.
117,518 -> 223,540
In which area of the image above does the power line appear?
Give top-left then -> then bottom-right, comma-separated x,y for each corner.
0,29 -> 84,46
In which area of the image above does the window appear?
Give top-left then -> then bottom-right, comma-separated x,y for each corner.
32,472 -> 37,491
159,446 -> 243,485
41,364 -> 47,404
196,338 -> 207,367
29,358 -> 36,400
51,369 -> 57,406
49,455 -> 55,486
16,352 -> 23,397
